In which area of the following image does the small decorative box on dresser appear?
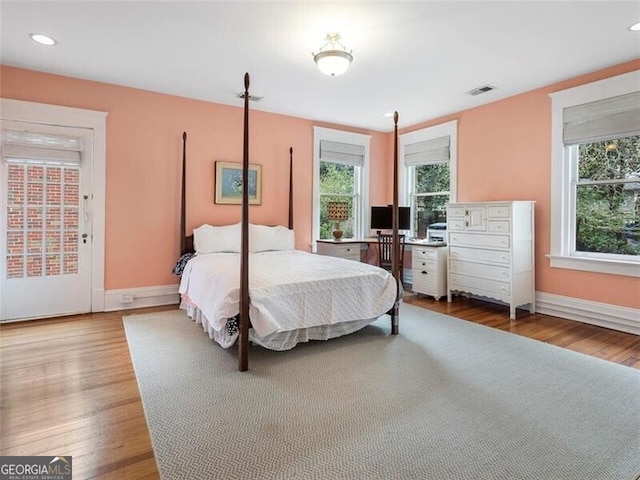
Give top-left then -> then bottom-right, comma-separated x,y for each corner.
446,201 -> 535,320
316,240 -> 361,262
411,245 -> 448,300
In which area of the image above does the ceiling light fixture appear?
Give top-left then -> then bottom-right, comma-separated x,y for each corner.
30,33 -> 57,46
312,33 -> 353,77
630,22 -> 640,31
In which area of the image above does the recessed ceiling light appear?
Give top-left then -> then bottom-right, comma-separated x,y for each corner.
630,22 -> 640,31
29,33 -> 57,46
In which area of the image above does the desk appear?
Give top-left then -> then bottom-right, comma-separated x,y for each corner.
316,238 -> 448,300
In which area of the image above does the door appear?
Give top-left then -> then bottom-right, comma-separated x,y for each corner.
1,121 -> 93,321
465,206 -> 487,231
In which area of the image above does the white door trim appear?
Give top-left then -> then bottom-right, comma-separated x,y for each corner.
0,98 -> 108,313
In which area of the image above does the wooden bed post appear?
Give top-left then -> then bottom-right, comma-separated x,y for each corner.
288,147 -> 293,230
391,111 -> 400,335
239,73 -> 251,372
180,132 -> 187,256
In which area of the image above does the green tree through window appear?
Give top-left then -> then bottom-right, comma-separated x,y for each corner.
413,163 -> 450,238
575,135 -> 639,256
319,162 -> 355,239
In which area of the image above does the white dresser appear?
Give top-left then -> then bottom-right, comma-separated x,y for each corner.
446,201 -> 535,319
411,245 -> 447,300
316,240 -> 361,262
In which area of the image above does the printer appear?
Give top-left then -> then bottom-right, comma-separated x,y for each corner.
426,222 -> 447,243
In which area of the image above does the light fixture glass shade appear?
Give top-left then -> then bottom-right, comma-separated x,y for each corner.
314,50 -> 353,77
29,33 -> 57,46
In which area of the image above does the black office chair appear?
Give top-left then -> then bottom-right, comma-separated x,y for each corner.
377,234 -> 405,281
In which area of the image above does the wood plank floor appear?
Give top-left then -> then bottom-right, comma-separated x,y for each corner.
1,298 -> 638,479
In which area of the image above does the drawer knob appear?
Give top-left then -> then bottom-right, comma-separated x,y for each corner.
421,271 -> 428,275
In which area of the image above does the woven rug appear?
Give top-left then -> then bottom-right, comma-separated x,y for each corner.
123,303 -> 640,480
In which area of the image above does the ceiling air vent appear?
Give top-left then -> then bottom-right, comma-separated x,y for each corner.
467,85 -> 496,96
236,92 -> 263,102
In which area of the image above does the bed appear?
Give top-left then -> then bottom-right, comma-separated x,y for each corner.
177,73 -> 403,371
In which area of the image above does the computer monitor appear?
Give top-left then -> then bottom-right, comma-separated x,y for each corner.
370,205 -> 411,231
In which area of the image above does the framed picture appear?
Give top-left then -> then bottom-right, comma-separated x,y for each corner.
214,161 -> 262,205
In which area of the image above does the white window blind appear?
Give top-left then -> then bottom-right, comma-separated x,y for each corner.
403,135 -> 450,166
563,91 -> 640,145
319,140 -> 365,166
2,129 -> 83,165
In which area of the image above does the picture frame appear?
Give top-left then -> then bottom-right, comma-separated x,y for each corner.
214,161 -> 262,205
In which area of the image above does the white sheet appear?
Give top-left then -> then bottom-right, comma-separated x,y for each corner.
178,250 -> 397,340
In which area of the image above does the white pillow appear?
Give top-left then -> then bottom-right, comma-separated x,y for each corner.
249,224 -> 295,252
193,223 -> 241,254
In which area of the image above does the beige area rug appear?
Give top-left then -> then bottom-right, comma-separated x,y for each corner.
123,303 -> 640,480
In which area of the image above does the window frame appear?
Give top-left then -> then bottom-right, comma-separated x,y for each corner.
312,126 -> 371,250
548,69 -> 640,277
400,120 -> 458,238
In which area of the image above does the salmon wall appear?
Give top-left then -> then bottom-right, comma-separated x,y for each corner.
2,62 -> 638,310
0,66 -> 389,290
398,59 -> 640,309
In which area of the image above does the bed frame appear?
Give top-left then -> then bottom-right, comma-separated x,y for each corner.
179,73 -> 400,371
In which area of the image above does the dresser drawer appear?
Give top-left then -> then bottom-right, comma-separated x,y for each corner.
449,259 -> 511,281
413,270 -> 436,290
447,206 -> 466,218
449,273 -> 511,297
487,205 -> 510,218
333,244 -> 360,261
488,220 -> 510,233
448,232 -> 510,249
447,219 -> 465,231
448,246 -> 511,265
413,258 -> 436,273
413,247 -> 438,261
317,242 -> 361,261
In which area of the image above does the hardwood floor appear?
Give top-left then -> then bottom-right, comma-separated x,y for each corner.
404,293 -> 640,368
1,299 -> 638,479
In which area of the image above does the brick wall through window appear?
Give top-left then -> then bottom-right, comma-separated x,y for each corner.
5,163 -> 80,279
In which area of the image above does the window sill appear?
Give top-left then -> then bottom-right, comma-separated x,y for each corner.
547,254 -> 640,278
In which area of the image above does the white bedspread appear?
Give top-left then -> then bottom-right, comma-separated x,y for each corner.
178,250 -> 397,339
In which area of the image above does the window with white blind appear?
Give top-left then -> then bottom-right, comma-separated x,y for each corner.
312,127 -> 371,246
549,70 -> 640,277
401,121 -> 457,238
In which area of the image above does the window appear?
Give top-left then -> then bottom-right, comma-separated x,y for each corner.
549,70 -> 640,277
401,121 -> 457,238
313,127 -> 370,246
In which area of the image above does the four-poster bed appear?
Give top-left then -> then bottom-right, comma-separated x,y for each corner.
177,73 -> 402,371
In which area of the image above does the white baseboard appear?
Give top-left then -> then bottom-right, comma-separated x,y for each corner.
103,283 -> 639,336
92,288 -> 105,312
104,285 -> 179,312
535,292 -> 639,336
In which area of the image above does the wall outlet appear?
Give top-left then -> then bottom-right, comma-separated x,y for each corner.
119,294 -> 134,304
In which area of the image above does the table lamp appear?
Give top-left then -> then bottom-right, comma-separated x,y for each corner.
326,201 -> 349,240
